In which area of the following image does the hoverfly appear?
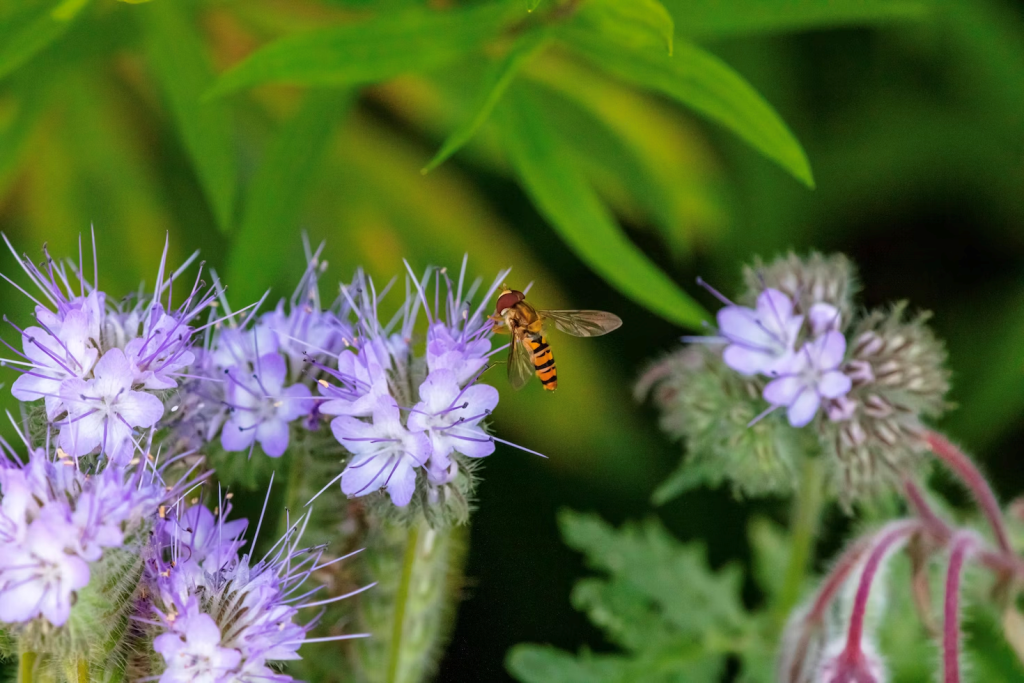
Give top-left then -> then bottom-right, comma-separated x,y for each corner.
490,285 -> 622,391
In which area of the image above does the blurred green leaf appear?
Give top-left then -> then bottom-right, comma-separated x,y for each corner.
498,88 -> 709,329
561,29 -> 814,188
226,89 -> 352,303
0,0 -> 88,81
209,4 -> 517,96
423,29 -> 549,173
662,0 -> 930,38
507,510 -> 748,683
559,511 -> 745,632
575,0 -> 674,55
141,2 -> 236,233
0,79 -> 51,192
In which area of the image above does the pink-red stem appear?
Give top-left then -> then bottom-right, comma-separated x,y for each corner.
925,431 -> 1011,555
844,521 -> 920,655
943,534 -> 975,683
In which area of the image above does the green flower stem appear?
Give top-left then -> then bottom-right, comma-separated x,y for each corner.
76,659 -> 89,683
355,515 -> 467,683
775,456 -> 825,621
17,652 -> 37,683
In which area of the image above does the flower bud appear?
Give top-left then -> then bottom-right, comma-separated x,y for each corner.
743,252 -> 858,327
819,303 -> 949,502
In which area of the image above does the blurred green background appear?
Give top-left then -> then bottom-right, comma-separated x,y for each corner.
1,0 -> 1024,680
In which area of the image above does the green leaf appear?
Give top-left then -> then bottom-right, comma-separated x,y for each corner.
575,0 -> 674,55
526,0 -> 543,11
141,1 -> 236,233
508,642 -> 722,683
561,29 -> 814,188
225,89 -> 353,303
423,30 -> 549,173
208,4 -> 517,97
497,87 -> 709,329
558,511 -> 746,634
0,0 -> 89,81
0,78 -> 51,192
662,0 -> 931,38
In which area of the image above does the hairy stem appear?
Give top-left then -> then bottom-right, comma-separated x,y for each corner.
925,431 -> 1011,555
387,524 -> 419,683
355,516 -> 467,683
844,521 -> 919,654
776,456 -> 825,620
943,534 -> 975,683
17,652 -> 36,683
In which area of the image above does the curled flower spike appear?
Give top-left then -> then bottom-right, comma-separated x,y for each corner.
0,435 -> 201,631
1,233 -> 219,461
145,483 -> 371,682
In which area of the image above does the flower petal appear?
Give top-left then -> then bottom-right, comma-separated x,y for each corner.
787,389 -> 821,427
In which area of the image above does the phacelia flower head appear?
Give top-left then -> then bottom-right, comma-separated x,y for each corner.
0,428 -> 203,679
2,234 -> 218,461
146,491 -> 370,682
641,252 -> 950,503
311,257 -> 517,518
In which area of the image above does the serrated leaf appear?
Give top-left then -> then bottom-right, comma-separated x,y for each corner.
208,4 -> 517,97
574,0 -> 674,55
508,641 -> 722,683
561,29 -> 814,188
497,88 -> 709,329
557,510 -> 746,634
225,89 -> 352,302
571,578 -> 673,651
663,0 -> 930,38
423,30 -> 549,173
0,0 -> 88,81
141,1 -> 236,233
651,458 -> 725,505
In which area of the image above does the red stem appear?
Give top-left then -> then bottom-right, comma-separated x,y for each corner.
925,431 -> 1012,555
943,534 -> 975,683
844,521 -> 920,655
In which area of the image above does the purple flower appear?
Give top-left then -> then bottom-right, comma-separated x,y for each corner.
0,522 -> 90,626
408,369 -> 498,473
10,310 -> 99,419
0,442 -> 171,627
425,322 -> 490,385
318,342 -> 391,419
332,396 -> 432,507
220,352 -> 312,458
763,331 -> 852,427
58,348 -> 165,459
153,600 -> 242,683
147,494 -> 370,682
158,504 -> 248,574
717,288 -> 804,376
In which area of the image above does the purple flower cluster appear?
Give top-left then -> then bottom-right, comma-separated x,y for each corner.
2,235 -> 216,463
704,282 -> 852,428
315,259 -> 506,507
144,493 -> 369,682
0,438 -> 177,627
193,245 -> 511,509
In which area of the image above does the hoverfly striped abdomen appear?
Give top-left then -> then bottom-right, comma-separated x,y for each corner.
526,334 -> 557,390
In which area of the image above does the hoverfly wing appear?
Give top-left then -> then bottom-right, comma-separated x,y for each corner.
540,310 -> 622,337
507,335 -> 535,390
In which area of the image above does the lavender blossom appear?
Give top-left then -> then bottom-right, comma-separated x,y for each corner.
0,439 -> 181,629
146,493 -> 370,682
220,353 -> 312,458
717,288 -> 803,376
1,234 -> 218,461
764,331 -> 852,427
310,258 -> 519,512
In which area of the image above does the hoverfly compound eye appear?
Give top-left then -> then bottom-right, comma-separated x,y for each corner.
495,290 -> 525,315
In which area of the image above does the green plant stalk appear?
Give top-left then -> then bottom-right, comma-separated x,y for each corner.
17,651 -> 37,683
354,515 -> 467,683
775,456 -> 825,621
